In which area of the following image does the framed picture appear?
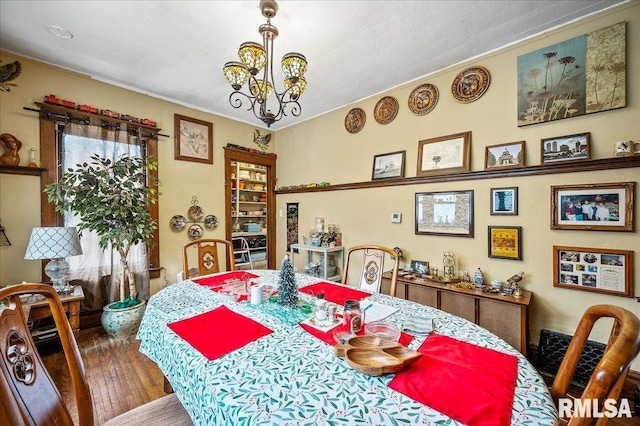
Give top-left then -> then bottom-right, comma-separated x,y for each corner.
517,22 -> 626,127
490,187 -> 518,216
416,131 -> 471,177
488,226 -> 522,260
484,141 -> 525,170
415,190 -> 474,237
372,150 -> 405,180
553,246 -> 634,298
550,182 -> 634,231
541,132 -> 590,164
410,260 -> 429,275
174,114 -> 213,164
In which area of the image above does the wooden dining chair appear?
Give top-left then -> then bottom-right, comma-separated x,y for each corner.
0,283 -> 192,426
550,304 -> 640,426
182,238 -> 236,280
341,245 -> 400,297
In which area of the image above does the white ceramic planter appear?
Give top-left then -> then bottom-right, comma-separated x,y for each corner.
101,300 -> 146,338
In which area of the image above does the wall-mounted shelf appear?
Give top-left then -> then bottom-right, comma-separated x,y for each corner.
275,156 -> 640,194
0,165 -> 47,176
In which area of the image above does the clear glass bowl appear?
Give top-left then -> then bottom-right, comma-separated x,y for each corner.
364,321 -> 401,342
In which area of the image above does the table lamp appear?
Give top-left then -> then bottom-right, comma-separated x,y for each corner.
24,226 -> 83,293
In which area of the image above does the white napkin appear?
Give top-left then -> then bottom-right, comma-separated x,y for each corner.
402,316 -> 434,336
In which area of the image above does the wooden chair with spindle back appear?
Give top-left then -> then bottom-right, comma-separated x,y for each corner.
0,283 -> 192,425
341,245 -> 400,297
182,238 -> 236,280
550,304 -> 640,426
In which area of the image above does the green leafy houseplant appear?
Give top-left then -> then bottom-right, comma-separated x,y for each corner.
45,154 -> 159,309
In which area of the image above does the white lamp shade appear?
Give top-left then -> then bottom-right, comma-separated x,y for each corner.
24,227 -> 83,260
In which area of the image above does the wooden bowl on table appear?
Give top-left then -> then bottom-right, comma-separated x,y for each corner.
334,336 -> 421,376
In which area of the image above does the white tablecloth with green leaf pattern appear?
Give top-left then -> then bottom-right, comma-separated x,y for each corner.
137,270 -> 558,425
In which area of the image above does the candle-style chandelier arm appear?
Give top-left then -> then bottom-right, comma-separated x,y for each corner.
222,0 -> 307,127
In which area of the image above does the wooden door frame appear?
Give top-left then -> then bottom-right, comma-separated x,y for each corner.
224,147 -> 277,270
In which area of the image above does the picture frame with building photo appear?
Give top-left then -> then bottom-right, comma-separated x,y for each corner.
484,141 -> 525,170
490,187 -> 518,216
550,182 -> 634,231
372,150 -> 405,180
553,245 -> 633,297
541,132 -> 590,164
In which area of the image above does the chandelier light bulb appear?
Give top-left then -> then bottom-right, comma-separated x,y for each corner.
238,42 -> 267,76
284,76 -> 307,101
223,61 -> 250,90
282,53 -> 307,78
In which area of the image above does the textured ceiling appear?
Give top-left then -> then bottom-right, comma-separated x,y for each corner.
0,0 -> 627,130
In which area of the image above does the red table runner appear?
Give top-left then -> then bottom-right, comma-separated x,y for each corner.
299,282 -> 370,306
389,334 -> 518,426
192,271 -> 258,287
168,305 -> 272,361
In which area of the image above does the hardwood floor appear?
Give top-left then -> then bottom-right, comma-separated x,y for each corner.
41,327 -> 639,425
41,327 -> 167,424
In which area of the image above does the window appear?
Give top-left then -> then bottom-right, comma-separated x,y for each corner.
39,109 -> 160,310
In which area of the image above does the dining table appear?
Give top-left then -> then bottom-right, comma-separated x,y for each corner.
137,269 -> 558,425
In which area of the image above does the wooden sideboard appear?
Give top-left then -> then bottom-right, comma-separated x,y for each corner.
381,272 -> 531,355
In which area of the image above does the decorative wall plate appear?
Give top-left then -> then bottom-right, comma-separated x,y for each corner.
345,108 -> 366,133
204,214 -> 218,229
188,205 -> 204,221
374,96 -> 399,124
188,223 -> 203,240
170,215 -> 187,231
451,66 -> 491,103
408,84 -> 439,115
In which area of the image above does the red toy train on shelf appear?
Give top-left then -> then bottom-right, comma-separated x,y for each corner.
42,94 -> 158,127
44,94 -> 75,108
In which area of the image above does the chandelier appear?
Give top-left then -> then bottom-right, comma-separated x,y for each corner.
223,0 -> 308,127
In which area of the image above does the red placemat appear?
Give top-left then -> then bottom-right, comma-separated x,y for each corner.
300,321 -> 414,347
389,334 -> 518,426
299,282 -> 370,306
168,305 -> 272,361
192,271 -> 258,287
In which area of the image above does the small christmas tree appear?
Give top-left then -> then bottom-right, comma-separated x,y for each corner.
278,253 -> 298,308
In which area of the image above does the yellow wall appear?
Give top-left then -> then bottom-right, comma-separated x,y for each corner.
274,2 -> 640,368
1,3 -> 638,369
0,52 -> 268,294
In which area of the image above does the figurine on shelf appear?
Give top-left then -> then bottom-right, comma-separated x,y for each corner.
507,271 -> 525,298
0,133 -> 22,166
27,148 -> 38,167
473,268 -> 484,287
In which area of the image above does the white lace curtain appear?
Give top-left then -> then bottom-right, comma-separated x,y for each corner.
60,123 -> 150,310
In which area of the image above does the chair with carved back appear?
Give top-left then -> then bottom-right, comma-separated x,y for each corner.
0,283 -> 192,425
341,245 -> 400,297
182,238 -> 236,280
550,304 -> 640,426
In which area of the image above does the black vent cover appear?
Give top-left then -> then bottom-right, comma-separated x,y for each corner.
536,329 -> 606,387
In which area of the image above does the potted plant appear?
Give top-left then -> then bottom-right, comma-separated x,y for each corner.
45,154 -> 159,337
